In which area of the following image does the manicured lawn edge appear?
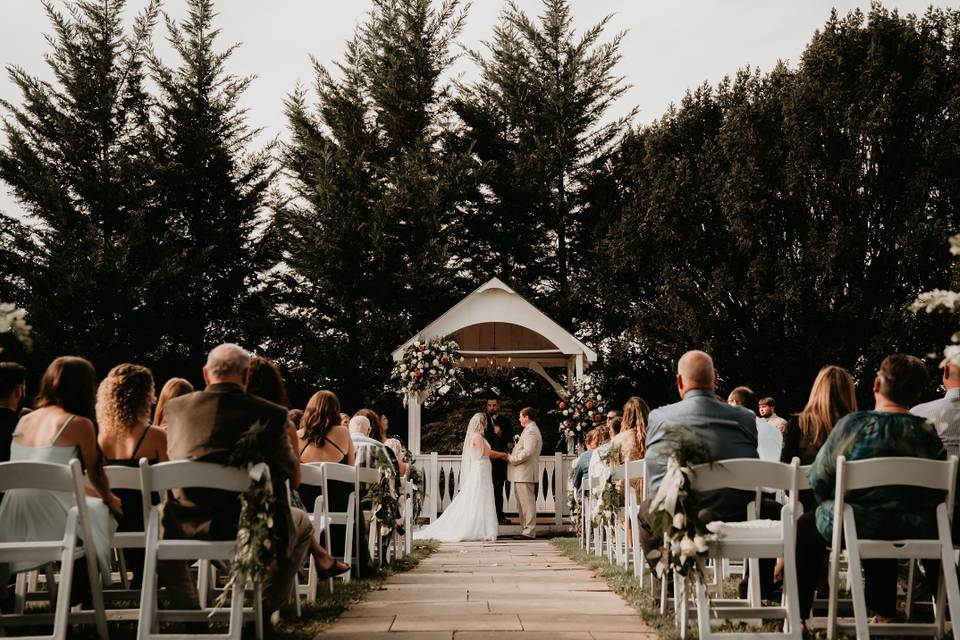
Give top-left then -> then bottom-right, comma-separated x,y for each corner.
551,535 -> 685,640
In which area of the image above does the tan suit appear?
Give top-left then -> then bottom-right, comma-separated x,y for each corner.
508,422 -> 542,537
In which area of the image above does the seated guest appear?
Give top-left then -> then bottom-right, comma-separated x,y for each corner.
348,414 -> 389,465
380,413 -> 408,475
728,386 -> 783,462
298,390 -> 368,574
912,361 -> 960,457
0,356 -> 120,601
572,428 -> 600,498
151,377 -> 193,428
246,357 -> 344,572
289,408 -> 304,429
97,364 -> 168,588
588,420 -> 613,481
781,365 -> 856,510
639,350 -> 758,570
759,396 -> 789,434
615,396 -> 650,496
160,344 -> 344,627
795,354 -> 946,630
356,408 -> 401,480
0,362 -> 27,462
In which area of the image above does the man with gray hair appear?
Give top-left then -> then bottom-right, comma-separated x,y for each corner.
638,350 -> 759,571
160,343 -> 314,629
349,414 -> 390,467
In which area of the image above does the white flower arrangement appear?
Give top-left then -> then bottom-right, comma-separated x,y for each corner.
554,374 -> 606,440
393,337 -> 462,403
0,303 -> 33,351
911,234 -> 960,368
646,434 -> 719,583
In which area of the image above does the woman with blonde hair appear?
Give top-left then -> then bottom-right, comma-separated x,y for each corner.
97,363 -> 168,587
781,365 -> 857,466
152,377 -> 193,428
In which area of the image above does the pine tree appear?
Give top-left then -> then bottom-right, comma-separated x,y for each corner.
454,0 -> 635,320
0,0 -> 162,373
276,0 -> 474,408
150,0 -> 276,378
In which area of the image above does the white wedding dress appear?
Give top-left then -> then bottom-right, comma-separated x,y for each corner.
414,434 -> 499,542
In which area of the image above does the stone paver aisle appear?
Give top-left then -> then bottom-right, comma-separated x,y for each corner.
317,539 -> 656,639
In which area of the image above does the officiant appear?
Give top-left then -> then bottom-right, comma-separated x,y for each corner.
484,397 -> 512,524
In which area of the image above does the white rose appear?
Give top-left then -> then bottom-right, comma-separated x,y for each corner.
433,359 -> 439,366
670,538 -> 681,555
706,521 -> 723,534
673,513 -> 685,529
679,536 -> 698,557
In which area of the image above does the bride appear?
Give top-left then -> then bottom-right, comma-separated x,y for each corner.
414,413 -> 507,542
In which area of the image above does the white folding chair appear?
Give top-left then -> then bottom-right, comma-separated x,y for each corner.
623,459 -> 647,581
355,465 -> 381,566
0,459 -> 109,640
320,463 -> 357,586
680,458 -> 803,640
104,465 -> 151,593
826,455 -> 960,640
136,459 -> 264,640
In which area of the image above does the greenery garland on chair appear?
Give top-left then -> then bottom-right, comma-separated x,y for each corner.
403,450 -> 427,522
646,431 -> 718,582
591,443 -> 624,528
367,450 -> 401,537
213,418 -> 278,611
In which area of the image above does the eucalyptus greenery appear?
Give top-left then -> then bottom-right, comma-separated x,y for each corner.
367,451 -> 401,537
213,419 -> 278,612
403,450 -> 427,523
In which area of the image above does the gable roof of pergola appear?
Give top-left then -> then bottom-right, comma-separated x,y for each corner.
391,277 -> 597,369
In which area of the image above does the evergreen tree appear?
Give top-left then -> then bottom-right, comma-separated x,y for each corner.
604,6 -> 960,409
0,0 -> 162,374
150,0 -> 276,380
454,0 -> 635,320
276,0 -> 474,409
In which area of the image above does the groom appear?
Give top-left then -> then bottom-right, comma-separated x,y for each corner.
507,407 -> 543,539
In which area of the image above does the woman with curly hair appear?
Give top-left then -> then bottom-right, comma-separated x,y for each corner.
97,363 -> 167,587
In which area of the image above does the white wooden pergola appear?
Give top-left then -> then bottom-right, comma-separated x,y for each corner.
392,277 -> 598,454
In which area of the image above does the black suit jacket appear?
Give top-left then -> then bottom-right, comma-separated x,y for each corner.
0,408 -> 19,463
484,413 -> 512,454
162,383 -> 295,548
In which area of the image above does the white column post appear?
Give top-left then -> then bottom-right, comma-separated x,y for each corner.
429,452 -> 439,522
575,353 -> 585,381
407,393 -> 421,455
554,452 -> 564,526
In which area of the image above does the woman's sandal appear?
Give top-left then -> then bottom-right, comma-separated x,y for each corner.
316,558 -> 351,579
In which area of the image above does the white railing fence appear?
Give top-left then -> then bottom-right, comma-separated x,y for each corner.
414,453 -> 577,526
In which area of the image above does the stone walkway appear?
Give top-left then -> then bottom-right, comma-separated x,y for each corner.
317,539 -> 655,639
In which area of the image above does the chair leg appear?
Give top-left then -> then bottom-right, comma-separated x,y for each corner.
45,563 -> 57,611
254,581 -> 264,640
51,547 -> 76,640
137,514 -> 160,640
842,510 -> 870,640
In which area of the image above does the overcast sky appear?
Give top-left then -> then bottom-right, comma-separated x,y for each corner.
0,0 -> 942,219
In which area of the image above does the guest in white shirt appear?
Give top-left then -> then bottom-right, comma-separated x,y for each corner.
758,396 -> 789,435
729,386 -> 783,461
349,415 -> 390,466
912,363 -> 960,457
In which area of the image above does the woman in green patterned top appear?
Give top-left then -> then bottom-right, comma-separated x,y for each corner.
795,354 -> 946,630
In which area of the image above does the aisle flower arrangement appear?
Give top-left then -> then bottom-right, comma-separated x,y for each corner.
403,450 -> 427,522
646,432 -> 718,582
591,442 -> 624,528
555,374 -> 606,440
393,337 -> 461,403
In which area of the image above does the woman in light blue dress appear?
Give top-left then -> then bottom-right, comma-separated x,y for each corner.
0,356 -> 121,593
